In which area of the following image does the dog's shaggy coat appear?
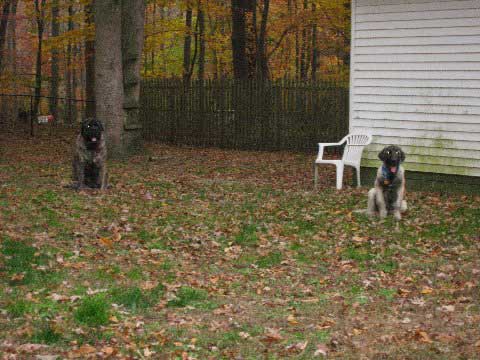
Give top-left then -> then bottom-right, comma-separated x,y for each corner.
367,145 -> 407,220
72,118 -> 108,189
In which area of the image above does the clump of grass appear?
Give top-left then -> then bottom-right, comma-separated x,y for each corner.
167,286 -> 208,308
1,237 -> 42,285
342,246 -> 375,263
6,300 -> 33,318
257,251 -> 282,268
74,295 -> 110,326
110,284 -> 165,311
31,321 -> 62,344
235,224 -> 259,246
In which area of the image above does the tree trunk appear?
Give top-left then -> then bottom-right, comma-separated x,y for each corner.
0,0 -> 12,71
310,2 -> 318,81
84,1 -> 95,118
183,2 -> 192,82
95,0 -> 124,157
197,0 -> 205,81
49,0 -> 59,122
32,0 -> 46,128
95,0 -> 145,158
231,0 -> 248,80
300,0 -> 308,81
256,0 -> 269,80
65,2 -> 75,123
121,0 -> 145,152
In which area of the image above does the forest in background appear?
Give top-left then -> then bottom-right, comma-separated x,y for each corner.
0,0 -> 350,104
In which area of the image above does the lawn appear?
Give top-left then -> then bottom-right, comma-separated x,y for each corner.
0,131 -> 479,359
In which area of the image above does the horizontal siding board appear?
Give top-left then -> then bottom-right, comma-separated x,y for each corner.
356,45 -> 480,55
356,17 -> 480,30
355,53 -> 480,63
364,151 -> 480,168
357,0 -> 480,14
367,143 -> 480,159
356,26 -> 480,39
365,136 -> 480,151
358,0 -> 462,6
361,158 -> 480,176
357,9 -> 480,23
355,94 -> 480,106
355,118 -> 480,132
355,70 -> 480,79
355,78 -> 480,88
354,87 -> 480,97
356,35 -> 480,46
353,102 -> 480,115
353,110 -> 480,124
355,62 -> 480,71
352,126 -> 480,141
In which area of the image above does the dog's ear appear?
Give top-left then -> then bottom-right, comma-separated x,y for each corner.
378,148 -> 387,161
97,120 -> 104,131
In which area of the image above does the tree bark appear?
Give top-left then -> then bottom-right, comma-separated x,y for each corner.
231,0 -> 248,80
32,0 -> 46,127
256,0 -> 269,80
121,0 -> 145,151
49,0 -> 59,122
95,0 -> 145,158
197,0 -> 205,81
183,2 -> 192,82
310,2 -> 318,81
95,0 -> 124,157
84,1 -> 95,118
0,0 -> 12,71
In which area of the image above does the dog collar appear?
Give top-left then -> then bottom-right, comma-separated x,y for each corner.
382,165 -> 396,185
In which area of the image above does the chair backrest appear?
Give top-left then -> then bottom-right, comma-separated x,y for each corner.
342,134 -> 372,165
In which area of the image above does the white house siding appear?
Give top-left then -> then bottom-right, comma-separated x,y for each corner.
350,0 -> 480,177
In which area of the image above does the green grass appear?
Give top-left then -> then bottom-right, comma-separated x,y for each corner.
110,284 -> 164,311
31,321 -> 62,344
74,295 -> 111,327
234,224 -> 260,246
167,286 -> 208,308
256,251 -> 282,268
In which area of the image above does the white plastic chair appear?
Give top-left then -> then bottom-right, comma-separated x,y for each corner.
314,134 -> 372,190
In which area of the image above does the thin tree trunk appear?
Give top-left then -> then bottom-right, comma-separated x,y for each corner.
84,1 -> 95,118
0,0 -> 12,71
197,0 -> 205,81
49,0 -> 59,122
32,0 -> 46,128
150,2 -> 156,73
256,0 -> 269,80
311,2 -> 318,81
231,0 -> 248,79
65,2 -> 75,123
300,0 -> 308,81
183,2 -> 192,82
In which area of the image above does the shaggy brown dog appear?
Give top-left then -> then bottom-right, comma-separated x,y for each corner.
367,145 -> 407,220
72,118 -> 108,190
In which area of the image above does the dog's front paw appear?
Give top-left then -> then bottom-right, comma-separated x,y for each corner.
393,211 -> 402,221
379,210 -> 387,219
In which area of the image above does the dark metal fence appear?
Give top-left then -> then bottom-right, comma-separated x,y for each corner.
140,78 -> 349,152
0,93 -> 91,136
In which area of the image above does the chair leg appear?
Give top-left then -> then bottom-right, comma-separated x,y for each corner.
356,166 -> 361,188
314,163 -> 318,189
336,164 -> 344,190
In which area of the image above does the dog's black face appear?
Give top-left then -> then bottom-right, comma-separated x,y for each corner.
379,145 -> 405,174
81,118 -> 104,150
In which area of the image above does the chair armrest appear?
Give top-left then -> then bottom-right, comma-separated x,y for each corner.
317,140 -> 345,160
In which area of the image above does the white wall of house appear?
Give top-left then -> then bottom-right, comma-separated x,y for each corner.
350,0 -> 480,177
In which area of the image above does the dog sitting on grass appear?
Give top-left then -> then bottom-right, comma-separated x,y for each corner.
71,118 -> 108,190
367,145 -> 407,221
